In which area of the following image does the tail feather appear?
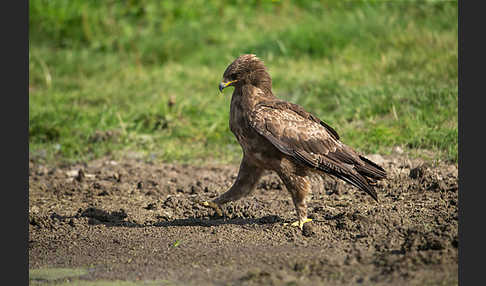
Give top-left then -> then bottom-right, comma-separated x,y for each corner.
355,155 -> 387,180
300,150 -> 386,202
334,171 -> 379,202
316,165 -> 377,202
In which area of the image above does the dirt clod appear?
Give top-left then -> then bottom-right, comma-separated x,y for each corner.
75,169 -> 85,182
409,166 -> 425,179
302,223 -> 315,237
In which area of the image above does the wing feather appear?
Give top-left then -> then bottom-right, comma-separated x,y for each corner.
259,100 -> 341,140
249,100 -> 385,201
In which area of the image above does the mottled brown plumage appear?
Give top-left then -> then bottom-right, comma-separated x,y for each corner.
213,54 -> 387,229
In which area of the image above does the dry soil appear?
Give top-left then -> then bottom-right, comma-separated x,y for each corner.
29,153 -> 458,285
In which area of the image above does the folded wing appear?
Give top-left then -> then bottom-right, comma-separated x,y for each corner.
249,98 -> 386,201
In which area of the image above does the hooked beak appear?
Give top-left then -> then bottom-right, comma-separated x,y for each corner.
219,80 -> 238,93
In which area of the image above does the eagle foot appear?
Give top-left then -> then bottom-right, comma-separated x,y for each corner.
199,200 -> 224,217
283,218 -> 313,230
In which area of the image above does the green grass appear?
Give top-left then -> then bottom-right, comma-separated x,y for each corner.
29,0 -> 458,164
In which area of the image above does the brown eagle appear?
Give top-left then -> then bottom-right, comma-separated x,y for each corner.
206,54 -> 386,229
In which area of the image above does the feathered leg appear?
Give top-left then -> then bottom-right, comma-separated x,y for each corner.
277,170 -> 312,230
202,156 -> 263,216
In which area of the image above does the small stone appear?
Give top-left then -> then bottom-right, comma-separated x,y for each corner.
76,169 -> 85,182
409,166 -> 424,179
144,203 -> 157,210
302,223 -> 315,237
392,146 -> 404,154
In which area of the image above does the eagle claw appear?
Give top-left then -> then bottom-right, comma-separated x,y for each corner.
199,200 -> 224,217
284,218 -> 313,230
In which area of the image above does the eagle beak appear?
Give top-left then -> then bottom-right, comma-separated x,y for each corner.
219,80 -> 238,93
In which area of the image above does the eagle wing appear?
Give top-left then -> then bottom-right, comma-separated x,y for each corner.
249,97 -> 386,201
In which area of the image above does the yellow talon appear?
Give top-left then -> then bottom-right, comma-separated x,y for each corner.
199,201 -> 223,216
287,218 -> 313,230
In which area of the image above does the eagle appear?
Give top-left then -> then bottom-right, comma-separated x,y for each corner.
204,54 -> 386,229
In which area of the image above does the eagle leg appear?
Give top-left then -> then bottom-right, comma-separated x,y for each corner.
278,170 -> 312,230
206,156 -> 263,215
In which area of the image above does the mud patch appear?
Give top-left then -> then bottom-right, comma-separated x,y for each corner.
29,154 -> 458,285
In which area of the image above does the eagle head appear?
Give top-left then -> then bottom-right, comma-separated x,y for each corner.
219,54 -> 272,93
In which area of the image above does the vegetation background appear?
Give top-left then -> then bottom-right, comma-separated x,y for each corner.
29,0 -> 458,165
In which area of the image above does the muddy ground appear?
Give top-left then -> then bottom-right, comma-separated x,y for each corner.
29,153 -> 458,285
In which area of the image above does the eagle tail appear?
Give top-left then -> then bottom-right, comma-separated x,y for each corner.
355,155 -> 387,180
332,171 -> 379,202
